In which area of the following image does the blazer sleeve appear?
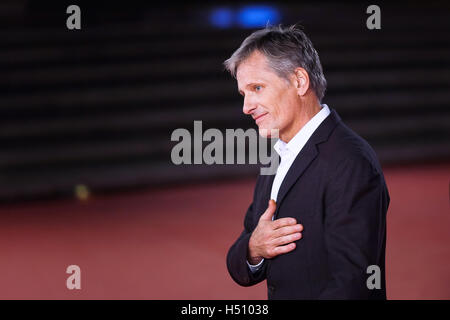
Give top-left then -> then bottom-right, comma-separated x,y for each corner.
226,181 -> 268,287
318,155 -> 389,299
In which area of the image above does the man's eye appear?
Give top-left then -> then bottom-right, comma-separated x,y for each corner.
255,85 -> 262,91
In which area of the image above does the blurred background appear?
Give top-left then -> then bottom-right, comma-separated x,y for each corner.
0,0 -> 449,299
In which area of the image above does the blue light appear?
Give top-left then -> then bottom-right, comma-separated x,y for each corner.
237,5 -> 281,28
209,8 -> 233,28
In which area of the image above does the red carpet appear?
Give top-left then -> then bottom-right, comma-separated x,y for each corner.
0,163 -> 449,299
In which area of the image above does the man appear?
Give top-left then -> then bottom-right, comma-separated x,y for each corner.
224,25 -> 390,299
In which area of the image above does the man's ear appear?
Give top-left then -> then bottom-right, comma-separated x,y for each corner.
294,67 -> 310,96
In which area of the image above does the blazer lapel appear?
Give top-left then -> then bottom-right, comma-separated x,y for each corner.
274,109 -> 342,213
275,143 -> 318,211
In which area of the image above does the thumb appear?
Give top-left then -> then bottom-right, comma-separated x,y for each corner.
260,200 -> 276,221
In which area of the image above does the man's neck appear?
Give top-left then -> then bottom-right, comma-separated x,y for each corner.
280,100 -> 322,143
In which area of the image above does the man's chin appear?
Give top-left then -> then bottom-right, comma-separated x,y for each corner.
258,126 -> 279,139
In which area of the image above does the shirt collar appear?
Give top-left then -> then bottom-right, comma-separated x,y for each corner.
274,104 -> 331,159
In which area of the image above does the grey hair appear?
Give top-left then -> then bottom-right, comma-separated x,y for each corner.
224,24 -> 327,102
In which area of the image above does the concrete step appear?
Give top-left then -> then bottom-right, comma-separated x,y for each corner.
3,58 -> 449,90
1,139 -> 449,201
1,111 -> 448,168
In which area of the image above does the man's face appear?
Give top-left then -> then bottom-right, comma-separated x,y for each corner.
236,50 -> 301,140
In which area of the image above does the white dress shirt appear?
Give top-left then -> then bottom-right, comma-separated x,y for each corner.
247,104 -> 331,272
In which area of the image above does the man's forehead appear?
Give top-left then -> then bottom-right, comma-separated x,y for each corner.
236,53 -> 273,86
237,51 -> 268,75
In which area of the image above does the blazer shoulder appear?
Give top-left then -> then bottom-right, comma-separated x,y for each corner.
319,121 -> 383,175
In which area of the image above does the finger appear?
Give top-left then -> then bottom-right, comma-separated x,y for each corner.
259,199 -> 277,221
271,242 -> 297,257
272,232 -> 302,246
273,224 -> 303,238
271,217 -> 297,229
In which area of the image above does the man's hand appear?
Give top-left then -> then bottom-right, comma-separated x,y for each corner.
247,200 -> 303,264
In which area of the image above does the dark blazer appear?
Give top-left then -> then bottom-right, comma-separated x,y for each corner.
226,108 -> 390,299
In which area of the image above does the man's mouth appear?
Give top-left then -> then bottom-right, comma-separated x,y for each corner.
254,113 -> 268,124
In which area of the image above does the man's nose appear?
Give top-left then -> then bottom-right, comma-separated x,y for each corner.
242,96 -> 256,115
